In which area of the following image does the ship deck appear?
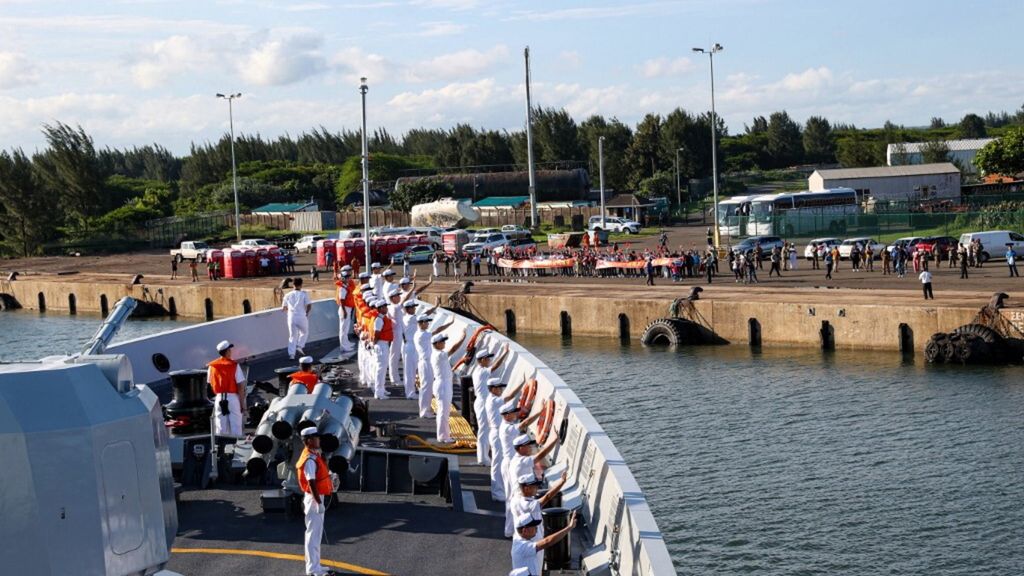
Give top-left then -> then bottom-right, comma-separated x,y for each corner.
165,339 -> 523,576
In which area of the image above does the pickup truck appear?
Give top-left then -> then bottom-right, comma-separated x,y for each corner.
231,238 -> 278,251
500,225 -> 533,240
170,241 -> 210,262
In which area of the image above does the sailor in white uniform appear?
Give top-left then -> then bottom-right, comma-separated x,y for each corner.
385,286 -> 404,386
370,299 -> 392,400
471,343 -> 510,465
356,284 -> 373,388
485,377 -> 528,502
336,266 -> 354,352
415,313 -> 453,418
510,511 -> 576,576
369,262 -> 384,298
429,328 -> 466,442
400,299 -> 421,399
281,277 -> 312,359
381,268 -> 397,300
506,432 -> 557,537
510,471 -> 569,569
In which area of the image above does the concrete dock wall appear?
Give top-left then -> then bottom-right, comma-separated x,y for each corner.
0,278 -> 996,352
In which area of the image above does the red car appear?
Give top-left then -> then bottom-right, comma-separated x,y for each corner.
914,236 -> 958,258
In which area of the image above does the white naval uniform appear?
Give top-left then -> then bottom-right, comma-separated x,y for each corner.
430,346 -> 454,442
510,538 -> 541,576
372,315 -> 390,400
511,494 -> 545,569
499,420 -> 521,537
337,283 -> 354,352
506,452 -> 536,537
369,274 -> 383,298
387,302 -> 404,385
415,327 -> 435,417
486,393 -> 506,501
302,456 -> 328,576
401,311 -> 419,398
471,364 -> 493,465
206,364 -> 246,437
282,289 -> 311,358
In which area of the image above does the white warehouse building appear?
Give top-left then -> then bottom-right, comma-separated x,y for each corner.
808,163 -> 961,201
886,138 -> 995,174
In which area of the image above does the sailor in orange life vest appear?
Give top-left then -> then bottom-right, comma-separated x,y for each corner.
296,427 -> 340,576
369,299 -> 394,400
206,340 -> 246,436
289,356 -> 319,393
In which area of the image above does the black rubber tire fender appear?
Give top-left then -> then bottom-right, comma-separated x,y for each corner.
641,318 -> 693,346
951,323 -> 1004,345
924,334 -> 945,363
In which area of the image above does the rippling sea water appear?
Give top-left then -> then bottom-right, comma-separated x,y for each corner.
513,334 -> 1024,576
3,312 -> 1022,574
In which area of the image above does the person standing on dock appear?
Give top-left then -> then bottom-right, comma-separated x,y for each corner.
170,257 -> 178,279
919,269 -> 934,300
430,328 -> 467,443
335,267 -> 355,353
1006,245 -> 1019,277
282,277 -> 312,360
207,340 -> 246,437
296,428 -> 339,576
959,246 -> 970,279
769,246 -> 782,277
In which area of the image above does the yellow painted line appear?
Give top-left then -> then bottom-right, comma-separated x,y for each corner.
171,547 -> 390,576
431,398 -> 476,444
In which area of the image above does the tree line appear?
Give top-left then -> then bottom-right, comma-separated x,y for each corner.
1,104 -> 1023,257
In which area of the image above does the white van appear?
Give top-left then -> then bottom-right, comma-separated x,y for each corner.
958,230 -> 1024,262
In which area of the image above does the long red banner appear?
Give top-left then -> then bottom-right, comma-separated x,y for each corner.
595,258 -> 676,270
498,258 -> 577,269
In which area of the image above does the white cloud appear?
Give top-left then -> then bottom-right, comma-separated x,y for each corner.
639,56 -> 695,78
331,47 -> 396,85
411,0 -> 480,10
0,52 -> 38,89
778,66 -> 833,92
416,21 -> 467,36
238,33 -> 327,86
285,2 -> 330,11
404,45 -> 508,82
559,51 -> 582,70
130,35 -> 215,89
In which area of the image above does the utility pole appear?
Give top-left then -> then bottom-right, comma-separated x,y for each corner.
524,46 -> 538,229
216,93 -> 242,241
360,78 -> 371,266
693,43 -> 723,248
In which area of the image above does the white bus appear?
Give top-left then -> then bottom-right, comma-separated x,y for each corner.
716,195 -> 754,239
749,188 -> 860,237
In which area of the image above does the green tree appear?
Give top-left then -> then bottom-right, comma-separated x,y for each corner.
625,114 -> 663,185
636,170 -> 674,200
33,123 -> 107,232
975,126 -> 1024,175
0,150 -> 59,256
766,111 -> 803,167
335,153 -> 433,204
836,135 -> 884,167
920,139 -> 951,164
956,113 -> 987,138
389,177 -> 454,212
533,107 -> 583,164
802,116 -> 834,163
930,117 -> 946,129
578,115 -> 633,192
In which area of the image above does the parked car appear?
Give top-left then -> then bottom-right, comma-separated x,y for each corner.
958,230 -> 1024,262
914,236 -> 958,258
838,237 -> 883,259
391,244 -> 436,264
588,216 -> 641,234
334,229 -> 364,240
294,235 -> 325,253
500,225 -> 532,240
803,237 -> 842,260
231,238 -> 277,250
471,228 -> 501,241
170,241 -> 210,262
463,233 -> 509,255
731,235 -> 785,254
371,226 -> 415,237
494,237 -> 537,255
891,236 -> 924,249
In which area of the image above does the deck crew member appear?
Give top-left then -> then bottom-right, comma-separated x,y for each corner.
296,428 -> 339,576
289,356 -> 318,393
511,511 -> 577,576
206,340 -> 246,437
472,343 -> 510,465
335,267 -> 355,352
500,403 -> 545,535
400,299 -> 421,399
282,277 -> 312,360
370,299 -> 394,400
511,471 -> 569,569
381,268 -> 397,298
386,287 -> 405,386
415,313 -> 453,417
430,328 -> 467,442
354,284 -> 373,387
485,378 -> 527,501
506,433 -> 557,536
369,262 -> 384,298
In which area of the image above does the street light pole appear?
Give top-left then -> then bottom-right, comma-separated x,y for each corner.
675,146 -> 685,208
693,43 -> 723,248
359,77 -> 371,266
524,46 -> 538,229
216,92 -> 242,241
598,136 -> 606,229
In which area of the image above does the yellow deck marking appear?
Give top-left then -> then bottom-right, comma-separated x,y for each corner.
431,398 -> 476,444
171,547 -> 390,575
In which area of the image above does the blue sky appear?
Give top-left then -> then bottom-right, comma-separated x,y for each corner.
0,0 -> 1021,153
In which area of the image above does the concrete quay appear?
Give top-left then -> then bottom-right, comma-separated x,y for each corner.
3,274 -> 1020,354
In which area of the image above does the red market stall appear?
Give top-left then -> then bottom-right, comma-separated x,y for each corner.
222,249 -> 246,279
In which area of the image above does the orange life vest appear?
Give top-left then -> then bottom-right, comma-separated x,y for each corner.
341,279 -> 355,308
373,312 -> 394,343
296,447 -> 333,496
207,357 -> 239,394
289,371 -> 318,393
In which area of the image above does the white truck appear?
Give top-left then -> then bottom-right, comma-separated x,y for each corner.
231,238 -> 277,251
500,224 -> 533,240
170,241 -> 211,262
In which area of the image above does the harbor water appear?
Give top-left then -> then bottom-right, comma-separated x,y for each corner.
2,312 -> 1022,575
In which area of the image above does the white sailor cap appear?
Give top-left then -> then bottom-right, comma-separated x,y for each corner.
509,569 -> 531,576
515,514 -> 542,529
341,265 -> 353,272
513,434 -> 536,447
475,350 -> 495,360
416,314 -> 433,322
216,340 -> 233,352
383,269 -> 395,277
399,277 -> 412,285
340,270 -> 351,277
387,286 -> 401,297
358,272 -> 370,280
360,283 -> 372,292
299,356 -> 314,365
486,377 -> 506,388
431,333 -> 449,344
375,299 -> 389,308
300,427 -> 319,438
371,262 -> 382,269
499,401 -> 519,415
518,473 -> 543,486
403,299 -> 419,308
